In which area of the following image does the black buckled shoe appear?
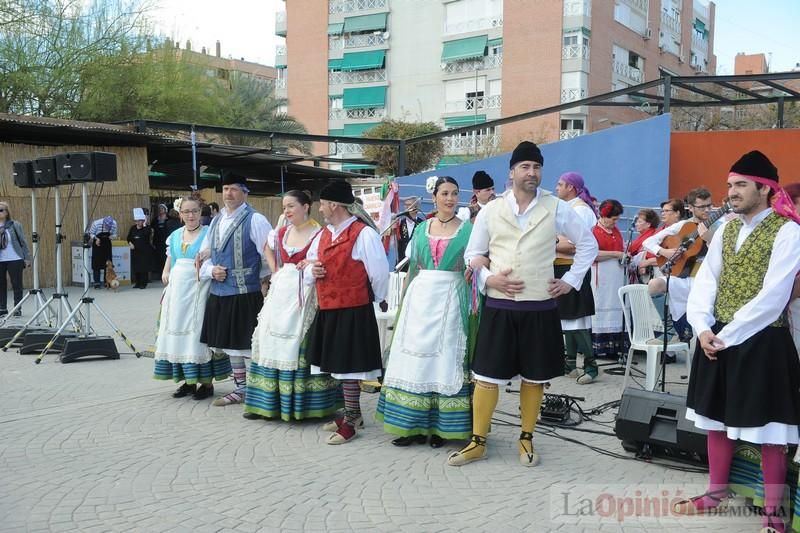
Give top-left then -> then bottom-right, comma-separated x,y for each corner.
391,435 -> 427,447
172,383 -> 196,398
192,384 -> 214,400
429,435 -> 446,448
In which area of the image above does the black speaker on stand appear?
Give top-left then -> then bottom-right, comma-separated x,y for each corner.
55,152 -> 118,183
32,157 -> 59,187
615,387 -> 708,465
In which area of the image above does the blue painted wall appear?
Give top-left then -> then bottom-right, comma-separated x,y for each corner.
397,113 -> 671,219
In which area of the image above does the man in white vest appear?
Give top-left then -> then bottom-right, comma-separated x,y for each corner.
448,141 -> 597,467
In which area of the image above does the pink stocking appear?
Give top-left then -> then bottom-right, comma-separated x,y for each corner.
761,444 -> 788,533
693,430 -> 735,510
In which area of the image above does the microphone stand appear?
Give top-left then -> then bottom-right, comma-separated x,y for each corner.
657,242 -> 691,391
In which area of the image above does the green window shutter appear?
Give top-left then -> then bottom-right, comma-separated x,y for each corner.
328,58 -> 343,71
487,37 -> 503,48
342,122 -> 381,137
342,163 -> 376,171
443,114 -> 487,128
341,50 -> 386,71
328,129 -> 346,137
441,35 -> 488,62
343,86 -> 387,108
328,23 -> 344,35
343,13 -> 388,33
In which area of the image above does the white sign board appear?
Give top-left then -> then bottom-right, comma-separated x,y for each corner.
357,192 -> 383,222
71,240 -> 132,285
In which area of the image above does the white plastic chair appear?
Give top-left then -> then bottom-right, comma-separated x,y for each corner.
618,284 -> 691,391
375,272 -> 406,364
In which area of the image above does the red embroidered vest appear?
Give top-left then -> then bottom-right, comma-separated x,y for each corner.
276,225 -> 316,265
316,221 -> 370,310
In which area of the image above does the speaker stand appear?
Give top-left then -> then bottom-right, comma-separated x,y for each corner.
36,184 -> 141,363
3,188 -> 81,353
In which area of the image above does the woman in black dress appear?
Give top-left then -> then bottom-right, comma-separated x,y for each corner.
127,209 -> 156,289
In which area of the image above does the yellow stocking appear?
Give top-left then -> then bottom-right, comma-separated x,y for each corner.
447,381 -> 498,466
518,381 -> 544,465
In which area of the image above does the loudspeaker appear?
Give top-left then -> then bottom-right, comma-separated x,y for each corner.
12,160 -> 34,188
32,157 -> 59,187
55,152 -> 117,183
615,387 -> 708,463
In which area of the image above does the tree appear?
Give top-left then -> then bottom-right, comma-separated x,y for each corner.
75,44 -> 224,124
361,119 -> 444,176
217,73 -> 309,153
0,0 -> 153,117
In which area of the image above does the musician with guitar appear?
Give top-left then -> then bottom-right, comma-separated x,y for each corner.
643,189 -> 727,344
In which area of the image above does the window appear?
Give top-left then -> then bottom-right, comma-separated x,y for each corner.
330,96 -> 343,110
561,119 -> 584,130
629,52 -> 641,69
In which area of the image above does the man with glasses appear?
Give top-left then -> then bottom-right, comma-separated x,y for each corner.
643,189 -> 719,345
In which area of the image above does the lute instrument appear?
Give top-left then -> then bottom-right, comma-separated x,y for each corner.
656,201 -> 731,277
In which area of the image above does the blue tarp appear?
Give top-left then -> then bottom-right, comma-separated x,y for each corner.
397,114 -> 671,222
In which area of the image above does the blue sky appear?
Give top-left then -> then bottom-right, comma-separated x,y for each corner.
154,0 -> 800,74
711,0 -> 800,73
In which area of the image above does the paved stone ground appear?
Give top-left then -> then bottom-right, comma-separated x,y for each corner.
0,285 -> 767,532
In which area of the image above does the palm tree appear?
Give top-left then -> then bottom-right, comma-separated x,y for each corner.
219,73 -> 309,153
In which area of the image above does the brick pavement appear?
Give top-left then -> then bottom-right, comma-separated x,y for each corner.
0,286 -> 765,532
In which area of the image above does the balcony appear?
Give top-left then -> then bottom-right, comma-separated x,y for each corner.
661,11 -> 681,35
275,45 -> 286,67
691,33 -> 708,52
329,37 -> 344,51
562,44 -> 590,60
563,0 -> 591,17
560,129 -> 584,140
330,107 -> 386,120
329,69 -> 387,85
613,61 -> 643,83
275,11 -> 287,36
443,134 -> 501,155
560,87 -> 587,103
329,0 -> 387,14
275,78 -> 287,90
444,95 -> 502,113
622,0 -> 648,13
344,33 -> 387,49
330,142 -> 364,156
443,54 -> 503,74
444,15 -> 503,36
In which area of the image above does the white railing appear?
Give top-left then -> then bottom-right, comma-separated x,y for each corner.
328,69 -> 387,85
444,15 -> 503,35
344,33 -> 386,48
330,142 -> 364,155
329,0 -> 387,14
276,45 -> 287,57
275,12 -> 287,34
560,88 -> 586,103
346,107 -> 385,119
613,61 -> 643,83
691,33 -> 708,52
622,0 -> 648,13
443,54 -> 503,74
444,95 -> 502,113
661,11 -> 681,34
329,108 -> 345,120
562,44 -> 590,60
443,134 -> 501,155
275,78 -> 287,89
560,129 -> 584,140
563,0 -> 591,17
329,37 -> 344,50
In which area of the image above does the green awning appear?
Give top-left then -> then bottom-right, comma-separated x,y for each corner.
342,163 -> 376,171
342,122 -> 381,137
436,155 -> 474,169
329,93 -> 343,99
328,129 -> 345,137
441,35 -> 487,62
343,13 -> 387,33
328,58 -> 343,71
328,22 -> 344,35
487,38 -> 503,47
444,114 -> 487,128
343,86 -> 386,108
148,170 -> 168,177
275,60 -> 287,69
341,50 -> 385,71
694,19 -> 706,32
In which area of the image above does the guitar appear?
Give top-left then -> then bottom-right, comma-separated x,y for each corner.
656,201 -> 731,277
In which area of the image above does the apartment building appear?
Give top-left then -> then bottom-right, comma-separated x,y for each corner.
177,41 -> 278,89
276,0 -> 715,173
